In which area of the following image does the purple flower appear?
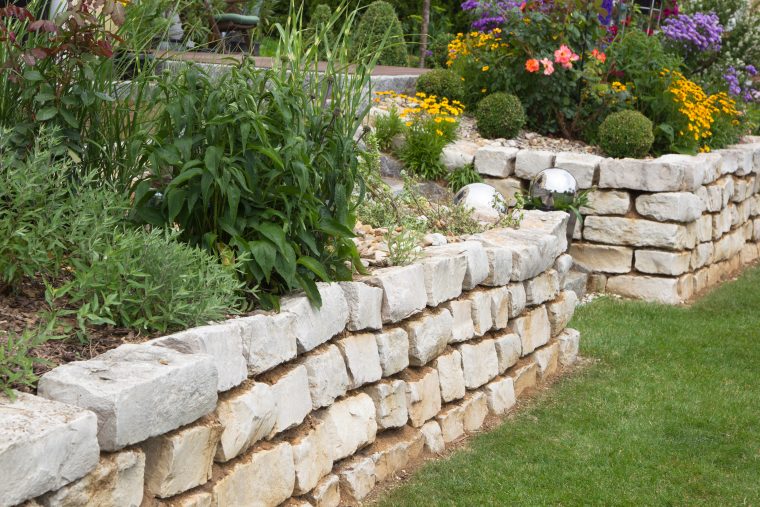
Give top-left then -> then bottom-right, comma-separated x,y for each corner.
661,11 -> 723,53
723,65 -> 759,103
598,0 -> 613,25
745,65 -> 757,76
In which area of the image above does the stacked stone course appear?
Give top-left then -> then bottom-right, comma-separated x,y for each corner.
1,211 -> 580,507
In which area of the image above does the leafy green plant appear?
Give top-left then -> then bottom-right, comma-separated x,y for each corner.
374,106 -> 406,151
446,163 -> 483,192
351,0 -> 407,66
0,327 -> 56,399
598,110 -> 654,158
416,68 -> 466,102
384,228 -> 423,266
476,92 -> 526,139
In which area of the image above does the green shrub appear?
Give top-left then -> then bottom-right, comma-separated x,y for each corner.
351,1 -> 407,66
374,106 -> 405,151
0,327 -> 55,399
446,164 -> 482,193
416,69 -> 465,103
476,93 -> 525,140
598,110 -> 654,158
309,4 -> 332,29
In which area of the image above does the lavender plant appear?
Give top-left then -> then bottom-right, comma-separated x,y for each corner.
661,11 -> 723,53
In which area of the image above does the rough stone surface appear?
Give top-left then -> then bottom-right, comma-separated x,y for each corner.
554,152 -> 602,188
442,300 -> 476,343
493,333 -> 522,373
509,306 -> 551,357
696,214 -> 713,243
563,271 -> 588,301
484,377 -> 516,415
237,312 -> 298,376
336,333 -> 383,389
214,382 -> 276,462
635,250 -> 692,276
268,365 -> 313,434
441,140 -> 478,170
515,150 -> 555,179
0,392 -> 100,506
419,421 -> 445,453
404,309 -> 454,366
300,345 -> 350,410
434,350 -> 466,403
489,286 -> 511,330
474,145 -> 518,177
507,283 -> 527,318
306,474 -> 340,507
533,342 -> 560,379
368,427 -> 424,482
484,177 -> 524,207
427,241 -> 490,290
337,456 -> 376,504
557,328 -> 581,366
554,254 -> 574,285
524,269 -> 560,305
154,491 -> 212,507
211,442 -> 295,507
546,290 -> 578,337
280,283 -> 349,353
580,190 -> 631,215
482,246 -> 513,286
316,393 -> 377,461
510,361 -> 539,398
606,275 -> 682,304
420,252 -> 467,306
461,392 -> 489,432
466,291 -> 494,336
290,418 -> 334,495
37,449 -> 145,507
338,282 -> 383,331
459,339 -> 499,389
691,242 -> 715,271
366,264 -> 428,323
400,368 -> 442,428
38,344 -> 217,452
375,328 -> 410,376
583,216 -> 696,250
635,192 -> 705,223
364,379 -> 409,430
436,405 -> 465,442
598,155 -> 704,192
569,243 -> 633,274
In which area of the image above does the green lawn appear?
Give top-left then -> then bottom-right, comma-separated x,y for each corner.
376,267 -> 760,506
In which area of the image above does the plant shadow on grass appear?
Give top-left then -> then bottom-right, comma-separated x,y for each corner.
375,266 -> 760,506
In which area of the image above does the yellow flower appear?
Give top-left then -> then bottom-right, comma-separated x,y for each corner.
481,88 -> 487,93
405,121 -> 413,127
482,65 -> 490,72
436,129 -> 444,136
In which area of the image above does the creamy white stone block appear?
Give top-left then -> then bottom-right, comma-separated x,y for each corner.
465,291 -> 493,336
557,328 -> 581,366
696,214 -> 713,243
364,379 -> 409,430
461,391 -> 489,432
404,309 -> 454,366
554,253 -> 574,286
712,207 -> 732,240
337,455 -> 376,504
489,286 -> 510,330
579,190 -> 630,215
509,306 -> 551,356
546,290 -> 578,337
441,140 -> 478,170
436,404 -> 465,443
515,149 -> 555,179
366,264 -> 428,323
697,152 -> 722,184
507,283 -> 526,318
317,393 -> 377,461
569,244 -> 633,274
606,275 -> 682,304
420,251 -> 467,306
635,250 -> 692,276
691,242 -> 715,270
524,269 -> 560,305
493,333 -> 522,373
700,184 -> 723,212
290,418 -> 334,495
268,364 -> 313,434
280,283 -> 349,353
214,382 -> 276,462
484,377 -> 516,415
427,241 -> 490,290
513,210 -> 570,253
338,282 -> 383,331
368,427 -> 424,482
482,246 -> 513,286
400,367 -> 442,427
0,392 -> 99,506
300,345 -> 350,410
434,350 -> 466,403
237,312 -> 298,376
474,145 -> 519,177
458,339 -> 499,389
375,328 -> 410,376
635,192 -> 705,223
554,152 -> 602,188
306,474 -> 340,507
583,216 -> 696,250
38,344 -> 217,451
533,342 -> 560,379
598,155 -> 704,192
336,333 -> 383,389
419,421 -> 445,453
442,299 -> 476,343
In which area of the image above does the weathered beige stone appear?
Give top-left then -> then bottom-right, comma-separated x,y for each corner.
280,283 -> 349,353
694,267 -> 709,294
214,383 -> 276,462
489,286 -> 510,330
299,345 -> 349,410
509,361 -> 539,398
464,290 -> 493,336
484,177 -> 523,207
587,273 -> 608,293
524,269 -> 560,305
606,275 -> 682,304
400,367 -> 442,428
698,152 -> 723,185
481,245 -> 513,286
442,299 -> 476,343
554,253 -> 574,286
678,273 -> 696,301
289,418 -> 334,495
484,377 -> 516,415
635,250 -> 692,276
554,152 -> 602,189
305,474 -> 340,507
441,140 -> 478,170
404,309 -> 454,366
741,243 -> 760,265
420,251 -> 467,306
337,456 -> 376,504
583,216 -> 696,250
493,333 -> 521,373
458,339 -> 499,389
533,342 -> 560,380
368,426 -> 425,482
699,184 -> 723,212
316,393 -> 377,461
696,214 -> 713,243
509,306 -> 551,356
336,333 -> 383,389
461,392 -> 489,432
427,241 -> 490,290
474,145 -> 519,177
364,379 -> 409,430
238,312 -> 298,376
635,192 -> 705,222
546,290 -> 578,336
569,244 -> 633,274
365,264 -> 427,323
154,490 -> 212,507
579,190 -> 630,215
713,229 -> 745,263
556,328 -> 581,366
434,350 -> 466,403
142,417 -> 221,498
507,283 -> 526,318
435,404 -> 465,442
375,328 -> 410,377
212,442 -> 295,507
712,207 -> 732,240
419,421 -> 445,453
515,150 -> 555,179
338,282 -> 383,331
598,155 -> 704,192
268,365 -> 313,435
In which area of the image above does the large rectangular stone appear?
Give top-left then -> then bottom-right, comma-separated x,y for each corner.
465,291 -> 493,336
524,269 -> 560,306
583,216 -> 696,250
606,275 -> 682,304
458,339 -> 499,389
214,382 -> 276,462
404,309 -> 454,366
509,306 -> 551,356
317,393 -> 377,461
546,290 -> 578,336
337,455 -> 376,504
434,350 -> 466,403
280,283 -> 349,353
635,250 -> 691,276
484,377 -> 516,415
474,145 -> 519,177
554,152 -> 603,188
691,242 -> 714,270
507,283 -> 526,318
365,264 -> 428,323
509,361 -> 539,398
368,426 -> 425,482
375,328 -> 410,376
569,244 -> 633,274
461,391 -> 489,432
420,251 -> 467,306
442,299 -> 475,343
38,344 -> 217,452
305,474 -> 340,507
400,367 -> 442,428
557,328 -> 581,366
579,190 -> 631,215
364,379 -> 409,430
484,177 -> 523,207
489,286 -> 510,330
267,364 -> 313,435
515,149 -> 555,179
299,345 -> 350,410
436,404 -> 465,443
336,333 -> 383,389
493,333 -> 521,373
237,312 -> 298,376
289,418 -> 334,495
426,241 -> 489,290
635,192 -> 705,223
598,155 -> 704,192
533,342 -> 560,380
482,246 -> 513,286
0,393 -> 99,506
339,282 -> 383,331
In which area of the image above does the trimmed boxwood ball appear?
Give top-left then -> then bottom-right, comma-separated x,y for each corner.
351,1 -> 407,67
598,110 -> 654,158
475,93 -> 526,140
416,69 -> 465,102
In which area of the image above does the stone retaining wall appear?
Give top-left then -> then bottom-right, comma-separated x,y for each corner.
1,211 -> 580,507
448,137 -> 760,304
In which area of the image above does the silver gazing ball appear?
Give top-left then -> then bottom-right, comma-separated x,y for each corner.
528,168 -> 578,210
453,183 -> 506,223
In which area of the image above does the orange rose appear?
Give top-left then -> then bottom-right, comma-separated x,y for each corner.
525,58 -> 540,73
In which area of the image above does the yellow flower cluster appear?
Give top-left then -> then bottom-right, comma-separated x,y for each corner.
611,81 -> 627,92
374,91 -> 464,137
446,29 -> 507,67
665,70 -> 740,147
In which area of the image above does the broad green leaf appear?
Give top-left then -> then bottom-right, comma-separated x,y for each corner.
297,256 -> 330,282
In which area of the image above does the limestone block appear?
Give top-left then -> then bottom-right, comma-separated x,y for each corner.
338,282 -> 383,331
336,333 -> 383,389
579,190 -> 630,215
442,300 -> 476,343
484,377 -> 516,415
477,230 -> 558,282
509,306 -> 551,356
316,393 -> 377,461
732,177 -> 750,203
434,350 -> 466,403
515,149 -> 555,179
598,155 -> 704,192
533,342 -> 560,380
237,312 -> 298,376
484,177 -> 523,207
507,283 -> 527,318
426,241 -> 490,290
375,328 -> 410,376
690,242 -> 715,271
306,474 -> 340,507
364,379 -> 409,430
300,345 -> 349,410
481,246 -> 513,287
37,450 -> 145,507
606,275 -> 682,304
635,192 -> 705,223
368,427 -> 424,482
441,140 -> 478,170
583,216 -> 696,250
556,328 -> 581,366
554,152 -> 603,188
563,271 -> 588,301
489,286 -> 510,330
0,393 -> 99,506
211,442 -> 295,507
716,176 -> 735,207
214,382 -> 276,463
268,364 -> 313,434
289,418 -> 333,495
546,290 -> 578,337
701,184 -> 723,212
337,456 -> 376,504
151,323 -> 247,392
404,309 -> 454,366
554,253 -> 574,286
493,333 -> 522,373
738,199 -> 753,224
435,405 -> 465,443
474,145 -> 519,177
280,283 -> 349,353
569,244 -> 633,274
755,218 -> 760,241
419,421 -> 445,453
458,339 -> 499,389
588,273 -> 608,293
461,392 -> 489,432
365,264 -> 427,323
510,361 -> 539,398
400,368 -> 442,427
712,207 -> 732,240
38,344 -> 217,452
515,210 -> 571,252
524,269 -> 560,306
729,203 -> 740,227
155,491 -> 212,507
721,147 -> 753,176
465,291 -> 493,336
696,214 -> 713,243
678,273 -> 696,301
420,251 -> 467,305
635,250 -> 691,276
741,243 -> 760,265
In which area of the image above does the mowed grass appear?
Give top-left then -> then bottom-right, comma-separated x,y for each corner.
376,266 -> 760,506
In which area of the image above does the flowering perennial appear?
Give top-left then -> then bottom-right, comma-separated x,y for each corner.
661,12 -> 723,53
446,29 -> 507,67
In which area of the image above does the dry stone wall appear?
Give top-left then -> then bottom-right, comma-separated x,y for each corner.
1,211 -> 580,507
458,137 -> 760,304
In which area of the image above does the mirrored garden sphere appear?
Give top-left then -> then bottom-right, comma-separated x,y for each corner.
529,168 -> 578,210
453,183 -> 506,223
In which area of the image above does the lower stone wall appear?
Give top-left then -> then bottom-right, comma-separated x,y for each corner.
1,211 -> 580,507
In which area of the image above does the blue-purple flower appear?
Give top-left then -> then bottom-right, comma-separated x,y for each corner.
723,65 -> 759,103
661,11 -> 723,53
